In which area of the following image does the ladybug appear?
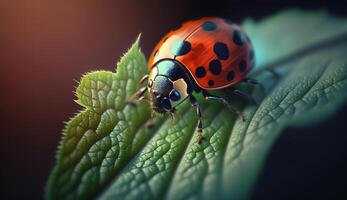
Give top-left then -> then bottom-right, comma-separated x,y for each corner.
128,17 -> 258,144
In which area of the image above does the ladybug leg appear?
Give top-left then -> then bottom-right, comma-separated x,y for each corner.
126,86 -> 148,105
202,90 -> 244,122
242,77 -> 259,85
139,74 -> 149,84
144,120 -> 155,129
242,77 -> 266,94
190,95 -> 203,144
126,75 -> 149,105
232,89 -> 259,106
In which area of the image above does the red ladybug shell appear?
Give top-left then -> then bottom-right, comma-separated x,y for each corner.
148,17 -> 255,90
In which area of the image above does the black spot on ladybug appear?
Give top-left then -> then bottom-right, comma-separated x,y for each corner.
239,59 -> 247,72
208,80 -> 214,86
249,50 -> 254,60
213,42 -> 229,60
233,30 -> 244,46
195,66 -> 206,78
156,60 -> 186,81
171,41 -> 191,56
227,71 -> 234,81
224,19 -> 235,25
209,59 -> 222,75
202,21 -> 217,31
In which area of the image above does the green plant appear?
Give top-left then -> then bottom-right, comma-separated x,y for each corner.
46,9 -> 347,200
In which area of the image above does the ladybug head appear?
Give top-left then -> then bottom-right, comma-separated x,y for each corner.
147,60 -> 192,113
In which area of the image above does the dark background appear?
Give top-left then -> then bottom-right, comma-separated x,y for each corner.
1,0 -> 347,199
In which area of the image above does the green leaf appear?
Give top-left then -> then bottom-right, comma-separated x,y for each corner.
46,9 -> 347,200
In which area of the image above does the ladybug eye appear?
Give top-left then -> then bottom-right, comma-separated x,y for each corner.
169,90 -> 181,101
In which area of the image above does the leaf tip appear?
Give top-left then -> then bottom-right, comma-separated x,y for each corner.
135,33 -> 142,47
115,33 -> 144,71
